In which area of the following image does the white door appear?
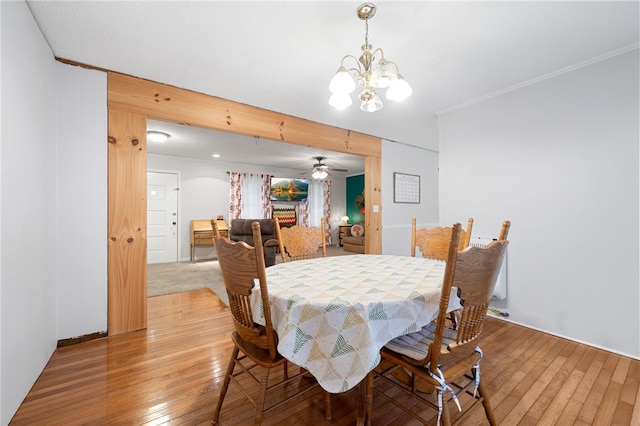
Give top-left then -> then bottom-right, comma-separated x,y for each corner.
147,171 -> 179,264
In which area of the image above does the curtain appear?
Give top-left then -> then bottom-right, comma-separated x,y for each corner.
322,180 -> 332,245
308,179 -> 332,245
229,172 -> 242,219
229,172 -> 271,219
298,199 -> 309,226
308,179 -> 323,227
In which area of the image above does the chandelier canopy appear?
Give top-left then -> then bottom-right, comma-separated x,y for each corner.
329,3 -> 412,112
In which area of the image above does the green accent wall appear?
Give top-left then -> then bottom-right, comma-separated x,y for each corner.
346,174 -> 365,225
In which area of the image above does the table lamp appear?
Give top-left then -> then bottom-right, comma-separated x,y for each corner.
341,216 -> 349,225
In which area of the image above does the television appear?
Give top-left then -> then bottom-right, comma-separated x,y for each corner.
269,177 -> 309,202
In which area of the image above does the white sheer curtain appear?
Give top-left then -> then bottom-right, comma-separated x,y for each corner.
241,173 -> 269,218
308,179 -> 325,227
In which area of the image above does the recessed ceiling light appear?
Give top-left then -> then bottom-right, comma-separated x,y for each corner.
147,131 -> 171,143
212,154 -> 221,158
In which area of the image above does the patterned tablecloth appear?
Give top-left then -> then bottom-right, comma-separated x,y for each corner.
251,254 -> 461,393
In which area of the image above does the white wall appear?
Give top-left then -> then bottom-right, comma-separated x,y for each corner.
381,139 -> 440,255
56,63 -> 107,338
2,2 -> 59,423
439,49 -> 639,358
1,4 -> 108,423
148,154 -> 348,261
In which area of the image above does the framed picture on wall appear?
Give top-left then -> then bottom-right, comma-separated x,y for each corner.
394,172 -> 420,203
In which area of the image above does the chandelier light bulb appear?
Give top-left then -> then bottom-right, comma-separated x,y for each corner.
360,93 -> 383,112
386,74 -> 413,101
329,92 -> 353,109
370,59 -> 397,89
329,66 -> 356,94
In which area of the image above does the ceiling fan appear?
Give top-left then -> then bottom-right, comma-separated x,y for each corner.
309,156 -> 348,179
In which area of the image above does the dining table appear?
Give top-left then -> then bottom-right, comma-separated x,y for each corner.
250,254 -> 461,395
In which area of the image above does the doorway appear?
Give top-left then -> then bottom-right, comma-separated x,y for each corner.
147,171 -> 179,264
107,72 -> 382,335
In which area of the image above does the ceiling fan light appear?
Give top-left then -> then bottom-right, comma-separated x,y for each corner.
370,59 -> 397,89
312,167 -> 328,179
329,67 -> 356,94
329,92 -> 353,110
386,74 -> 413,101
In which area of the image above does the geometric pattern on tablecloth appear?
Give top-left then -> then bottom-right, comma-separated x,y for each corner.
251,254 -> 460,393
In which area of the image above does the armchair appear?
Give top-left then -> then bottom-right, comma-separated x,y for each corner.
228,219 -> 279,267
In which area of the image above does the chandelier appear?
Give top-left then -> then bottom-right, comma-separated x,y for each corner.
329,3 -> 412,112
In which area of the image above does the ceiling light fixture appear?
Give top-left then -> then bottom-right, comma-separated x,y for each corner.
311,156 -> 329,180
329,3 -> 412,112
147,131 -> 171,143
311,166 -> 329,180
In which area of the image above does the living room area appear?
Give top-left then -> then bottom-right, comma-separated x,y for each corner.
147,120 -> 369,265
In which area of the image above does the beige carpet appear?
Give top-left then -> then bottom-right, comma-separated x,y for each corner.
147,245 -> 355,305
147,259 -> 228,304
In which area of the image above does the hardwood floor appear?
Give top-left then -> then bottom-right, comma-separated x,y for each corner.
10,289 -> 640,425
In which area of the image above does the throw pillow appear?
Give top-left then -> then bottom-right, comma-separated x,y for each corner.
351,224 -> 364,237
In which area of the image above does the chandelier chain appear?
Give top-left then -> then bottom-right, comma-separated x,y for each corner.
364,19 -> 369,46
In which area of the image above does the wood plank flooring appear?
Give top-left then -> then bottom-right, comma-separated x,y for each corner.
10,289 -> 640,425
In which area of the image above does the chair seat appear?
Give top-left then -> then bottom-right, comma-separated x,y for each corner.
231,332 -> 287,368
385,321 -> 458,360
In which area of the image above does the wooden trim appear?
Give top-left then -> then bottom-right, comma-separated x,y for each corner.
364,156 -> 382,254
106,72 -> 383,335
57,331 -> 107,348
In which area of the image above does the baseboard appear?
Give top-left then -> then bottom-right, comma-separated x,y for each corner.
57,331 -> 108,348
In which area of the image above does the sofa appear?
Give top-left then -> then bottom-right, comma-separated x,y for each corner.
342,224 -> 365,254
228,218 -> 280,267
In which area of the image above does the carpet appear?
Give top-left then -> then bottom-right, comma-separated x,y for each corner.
146,245 -> 355,305
147,259 -> 228,305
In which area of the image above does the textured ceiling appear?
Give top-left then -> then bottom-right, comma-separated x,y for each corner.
27,1 -> 639,172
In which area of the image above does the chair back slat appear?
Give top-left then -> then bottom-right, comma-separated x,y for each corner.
411,217 -> 474,260
214,222 -> 278,359
275,217 -> 326,262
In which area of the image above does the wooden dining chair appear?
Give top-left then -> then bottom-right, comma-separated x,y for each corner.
212,222 -> 331,425
275,216 -> 326,262
411,217 -> 474,260
411,217 -> 474,330
365,220 -> 511,426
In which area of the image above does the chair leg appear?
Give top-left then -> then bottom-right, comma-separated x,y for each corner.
254,367 -> 271,425
477,381 -> 497,426
212,346 -> 239,424
324,391 -> 332,420
441,399 -> 452,426
364,372 -> 374,426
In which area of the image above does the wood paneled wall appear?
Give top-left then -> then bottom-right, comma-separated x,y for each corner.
106,72 -> 383,334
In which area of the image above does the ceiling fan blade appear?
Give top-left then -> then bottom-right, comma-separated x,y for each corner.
329,168 -> 348,172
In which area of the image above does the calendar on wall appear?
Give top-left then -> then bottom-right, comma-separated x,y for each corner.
393,172 -> 420,204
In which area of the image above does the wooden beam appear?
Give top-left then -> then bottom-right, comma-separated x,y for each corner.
107,109 -> 148,334
108,72 -> 381,157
